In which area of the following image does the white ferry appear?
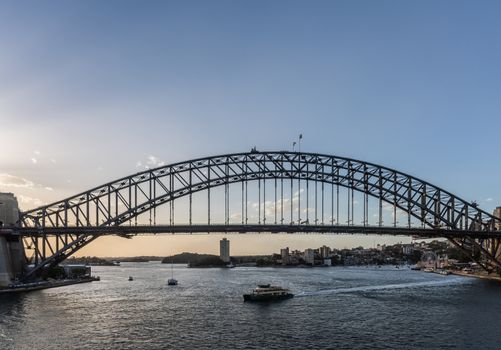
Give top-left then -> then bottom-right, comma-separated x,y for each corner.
243,284 -> 294,302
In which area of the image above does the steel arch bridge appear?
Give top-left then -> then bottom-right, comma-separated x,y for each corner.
9,151 -> 501,279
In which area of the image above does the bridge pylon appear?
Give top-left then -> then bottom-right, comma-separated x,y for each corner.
0,193 -> 27,287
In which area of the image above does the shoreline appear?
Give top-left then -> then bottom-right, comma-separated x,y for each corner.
0,277 -> 100,294
449,270 -> 501,282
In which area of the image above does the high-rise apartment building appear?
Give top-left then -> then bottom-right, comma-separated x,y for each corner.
220,238 -> 230,263
304,249 -> 315,265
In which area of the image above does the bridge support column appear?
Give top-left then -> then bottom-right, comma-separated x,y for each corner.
0,235 -> 26,286
0,193 -> 26,286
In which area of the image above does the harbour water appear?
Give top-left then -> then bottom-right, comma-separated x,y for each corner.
1,263 -> 500,349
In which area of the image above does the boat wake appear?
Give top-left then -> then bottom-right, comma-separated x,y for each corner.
0,329 -> 13,342
295,276 -> 468,297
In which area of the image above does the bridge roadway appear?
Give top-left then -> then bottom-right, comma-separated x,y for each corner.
4,225 -> 501,239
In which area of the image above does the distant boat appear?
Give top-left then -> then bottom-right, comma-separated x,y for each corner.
128,276 -> 133,281
167,260 -> 178,286
243,284 -> 293,302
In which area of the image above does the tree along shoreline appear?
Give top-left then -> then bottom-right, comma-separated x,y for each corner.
161,252 -> 226,267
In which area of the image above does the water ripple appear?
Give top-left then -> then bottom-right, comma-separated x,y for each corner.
1,264 -> 499,350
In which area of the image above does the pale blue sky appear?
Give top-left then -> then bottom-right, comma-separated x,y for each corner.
1,1 -> 499,255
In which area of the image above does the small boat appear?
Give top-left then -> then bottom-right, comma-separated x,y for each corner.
128,276 -> 133,281
243,284 -> 293,302
167,260 -> 178,286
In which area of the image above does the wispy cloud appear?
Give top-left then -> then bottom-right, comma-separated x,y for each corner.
136,155 -> 165,169
0,173 -> 35,188
485,197 -> 493,202
147,155 -> 165,168
17,194 -> 44,207
0,174 -> 54,192
28,151 -> 57,166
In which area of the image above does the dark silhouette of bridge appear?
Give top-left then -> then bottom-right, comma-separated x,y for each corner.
5,151 -> 501,280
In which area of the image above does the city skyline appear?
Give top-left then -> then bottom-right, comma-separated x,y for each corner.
2,1 -> 501,256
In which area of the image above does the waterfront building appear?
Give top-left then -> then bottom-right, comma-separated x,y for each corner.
436,255 -> 449,269
280,247 -> 290,265
304,249 -> 315,265
289,250 -> 302,265
220,238 -> 230,263
291,249 -> 302,256
319,245 -> 331,258
323,258 -> 332,266
402,245 -> 414,255
494,207 -> 501,258
494,207 -> 501,230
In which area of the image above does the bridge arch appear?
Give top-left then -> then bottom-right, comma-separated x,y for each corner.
15,151 -> 501,278
21,151 -> 498,231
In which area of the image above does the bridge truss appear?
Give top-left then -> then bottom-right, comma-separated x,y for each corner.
12,151 -> 501,279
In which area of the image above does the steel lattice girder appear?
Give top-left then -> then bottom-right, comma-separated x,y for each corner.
15,151 -> 501,279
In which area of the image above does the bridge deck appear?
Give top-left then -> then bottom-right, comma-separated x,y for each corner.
4,225 -> 501,239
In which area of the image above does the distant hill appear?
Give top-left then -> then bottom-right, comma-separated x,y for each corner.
109,256 -> 163,262
161,252 -> 223,265
64,256 -> 118,266
188,256 -> 226,267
